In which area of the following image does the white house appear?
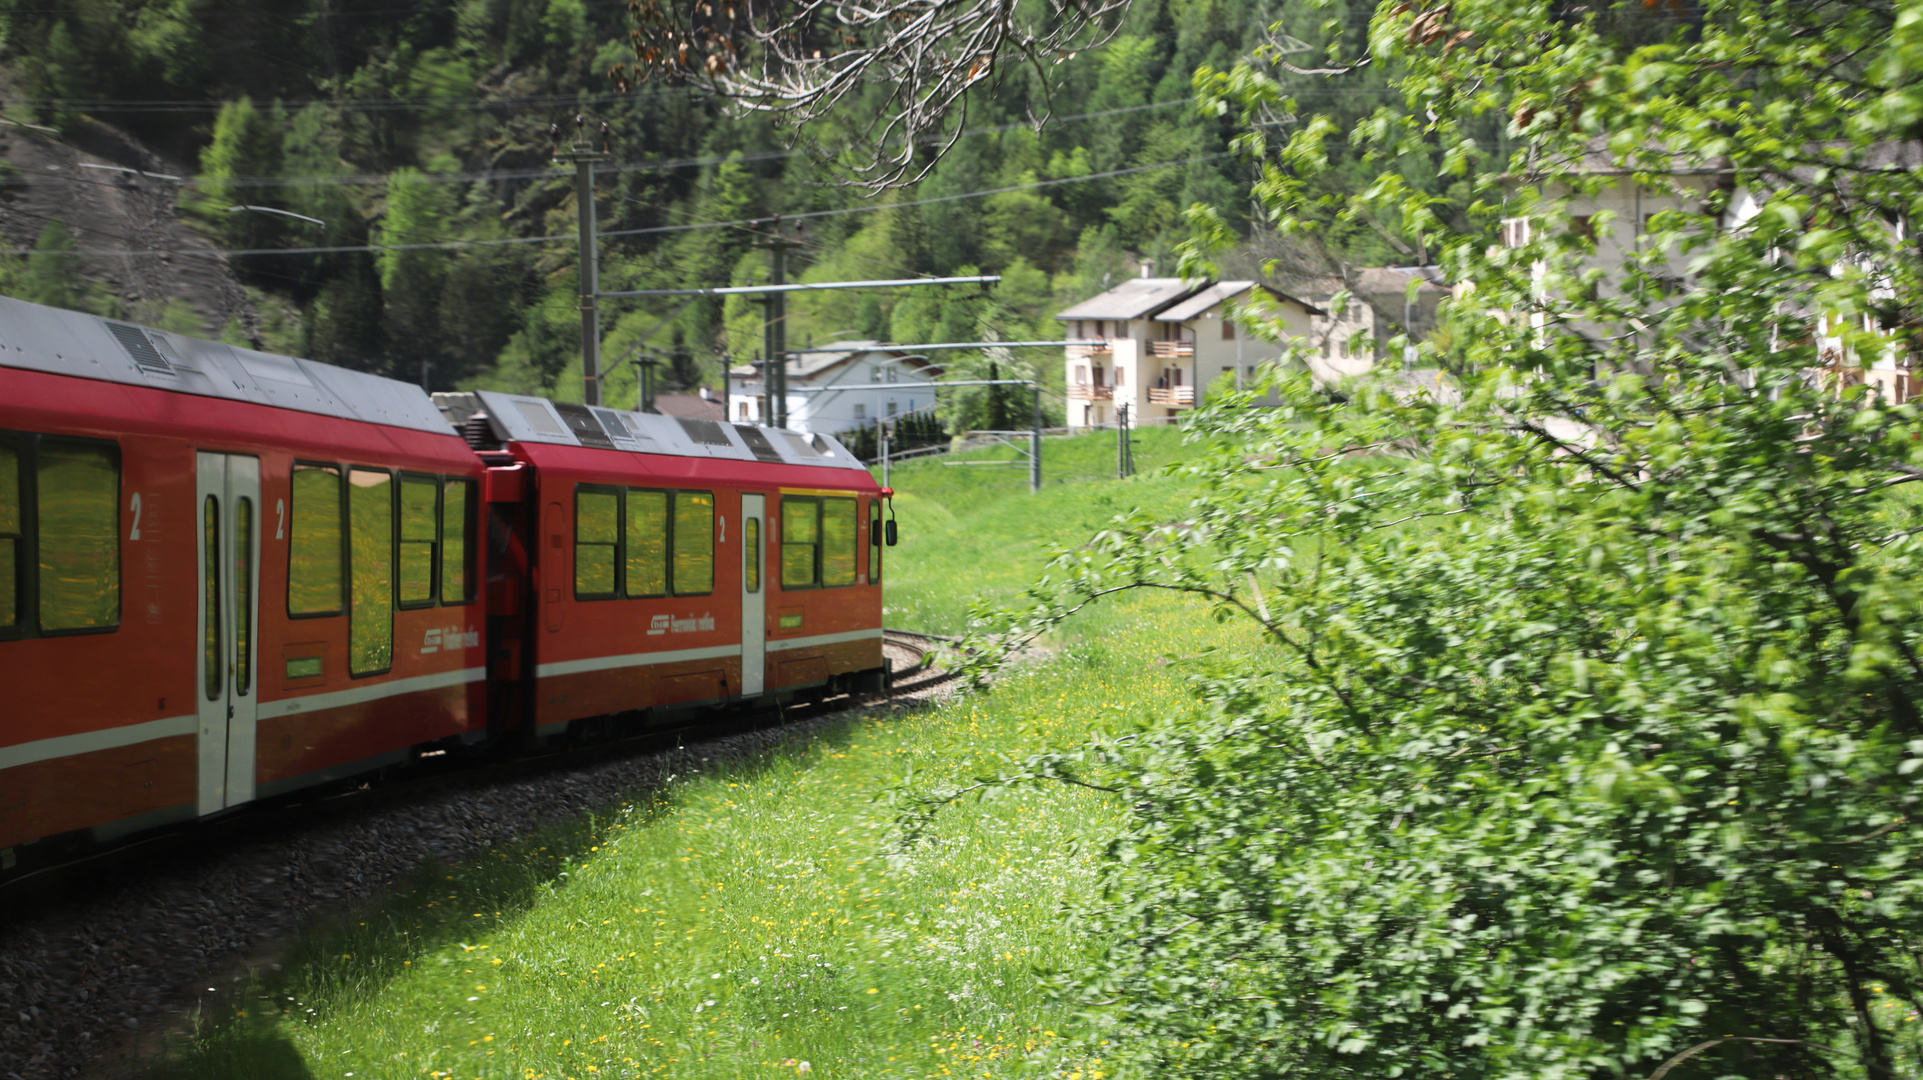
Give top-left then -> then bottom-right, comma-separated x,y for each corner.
729,341 -> 942,435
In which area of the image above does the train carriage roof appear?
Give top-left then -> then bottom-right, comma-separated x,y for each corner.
462,389 -> 871,474
0,294 -> 454,436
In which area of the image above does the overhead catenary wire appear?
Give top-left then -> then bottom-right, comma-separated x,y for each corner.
0,97 -> 1203,192
4,153 -> 1231,259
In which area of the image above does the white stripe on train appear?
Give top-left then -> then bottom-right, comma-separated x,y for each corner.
533,628 -> 884,680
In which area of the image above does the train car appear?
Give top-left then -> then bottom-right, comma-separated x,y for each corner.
0,297 -> 487,863
460,391 -> 889,744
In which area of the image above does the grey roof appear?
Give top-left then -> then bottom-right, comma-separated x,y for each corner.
1055,278 -> 1203,321
470,390 -> 868,473
1154,282 -> 1326,322
653,393 -> 725,421
0,293 -> 455,435
730,341 -> 941,381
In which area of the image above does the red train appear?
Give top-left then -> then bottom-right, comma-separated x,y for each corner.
0,295 -> 892,866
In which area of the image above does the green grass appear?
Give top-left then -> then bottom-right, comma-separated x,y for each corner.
157,427 -> 1250,1080
881,426 -> 1196,634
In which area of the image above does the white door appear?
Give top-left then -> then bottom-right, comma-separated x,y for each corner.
195,452 -> 262,815
741,493 -> 766,696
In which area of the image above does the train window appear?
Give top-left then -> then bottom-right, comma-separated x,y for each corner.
672,491 -> 714,595
822,497 -> 857,587
0,441 -> 17,630
36,440 -> 119,632
625,489 -> 668,598
744,516 -> 760,594
575,485 -> 620,600
288,464 -> 344,617
203,495 -> 221,700
869,498 -> 882,584
781,497 -> 819,589
347,468 -> 393,676
442,479 -> 476,604
398,473 -> 439,608
234,496 -> 253,696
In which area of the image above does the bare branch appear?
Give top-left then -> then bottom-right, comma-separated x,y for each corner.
618,0 -> 1131,187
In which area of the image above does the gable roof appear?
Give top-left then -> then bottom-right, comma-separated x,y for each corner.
1154,281 -> 1326,322
730,341 -> 943,381
1055,278 -> 1203,321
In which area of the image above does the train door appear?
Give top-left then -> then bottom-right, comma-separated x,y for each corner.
194,452 -> 262,815
741,493 -> 766,696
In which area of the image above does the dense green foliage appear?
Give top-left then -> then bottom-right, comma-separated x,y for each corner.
925,1 -> 1923,1077
0,0 -> 1414,432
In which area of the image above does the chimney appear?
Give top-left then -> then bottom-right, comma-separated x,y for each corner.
1141,258 -> 1154,278
699,386 -> 714,402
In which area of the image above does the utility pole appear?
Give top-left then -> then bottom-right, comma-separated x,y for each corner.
1030,384 -> 1042,493
755,224 -> 800,428
880,419 -> 891,488
553,117 -> 613,407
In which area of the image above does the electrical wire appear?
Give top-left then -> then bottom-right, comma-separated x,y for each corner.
1,96 -> 1203,192
2,152 -> 1231,259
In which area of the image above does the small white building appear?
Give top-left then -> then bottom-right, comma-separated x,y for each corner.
729,341 -> 942,435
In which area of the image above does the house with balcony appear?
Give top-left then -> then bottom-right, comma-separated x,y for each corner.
1056,277 -> 1325,429
729,341 -> 941,434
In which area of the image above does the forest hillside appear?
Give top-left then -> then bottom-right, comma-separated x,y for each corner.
0,0 -> 1427,428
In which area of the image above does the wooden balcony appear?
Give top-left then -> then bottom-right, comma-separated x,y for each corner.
1067,340 -> 1114,359
1148,340 -> 1194,358
1067,385 -> 1115,400
1147,386 -> 1195,406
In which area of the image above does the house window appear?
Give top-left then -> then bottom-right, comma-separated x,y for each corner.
1075,364 -> 1088,385
887,367 -> 898,383
854,403 -> 866,421
1115,366 -> 1125,386
1223,319 -> 1236,341
738,402 -> 749,421
886,401 -> 897,417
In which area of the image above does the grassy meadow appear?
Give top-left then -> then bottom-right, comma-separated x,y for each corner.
161,426 -> 1260,1080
